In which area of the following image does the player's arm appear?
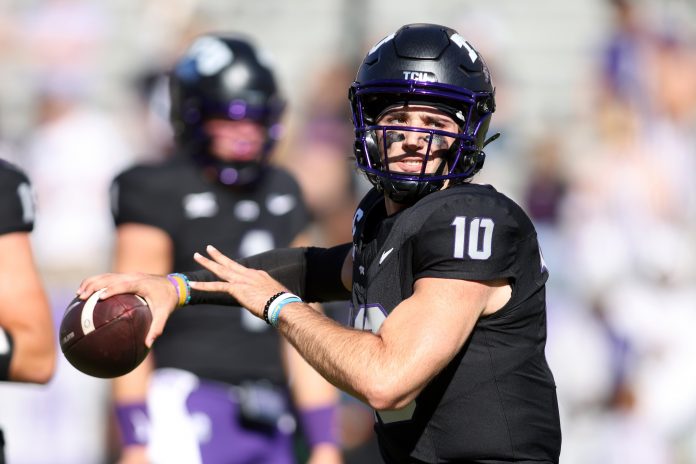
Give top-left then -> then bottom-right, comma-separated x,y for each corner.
114,224 -> 173,276
191,246 -> 509,409
281,234 -> 343,463
0,231 -> 55,384
276,276 -> 510,410
184,243 -> 353,304
112,223 -> 173,464
76,243 -> 353,347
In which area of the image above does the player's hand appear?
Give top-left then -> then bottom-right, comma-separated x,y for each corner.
76,272 -> 178,347
307,444 -> 343,464
190,245 -> 287,321
116,445 -> 150,464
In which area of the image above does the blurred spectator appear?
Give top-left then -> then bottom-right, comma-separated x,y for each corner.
19,0 -> 108,88
22,84 -> 135,276
551,3 -> 696,462
453,12 -> 524,201
520,134 -> 571,289
642,34 -> 696,227
600,0 -> 651,110
524,135 -> 568,227
284,59 -> 361,246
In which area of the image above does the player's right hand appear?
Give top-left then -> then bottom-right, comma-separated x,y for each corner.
76,272 -> 178,347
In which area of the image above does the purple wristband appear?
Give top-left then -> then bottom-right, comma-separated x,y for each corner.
167,275 -> 182,305
115,402 -> 150,447
299,405 -> 339,448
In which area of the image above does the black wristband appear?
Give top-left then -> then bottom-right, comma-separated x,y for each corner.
0,328 -> 15,381
263,291 -> 285,325
305,243 -> 352,302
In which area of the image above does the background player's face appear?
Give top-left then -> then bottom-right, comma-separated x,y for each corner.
203,119 -> 266,162
375,105 -> 459,175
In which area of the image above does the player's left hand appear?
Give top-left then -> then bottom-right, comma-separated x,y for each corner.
191,245 -> 288,321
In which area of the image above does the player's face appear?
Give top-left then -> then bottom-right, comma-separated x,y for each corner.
375,105 -> 459,175
203,119 -> 266,162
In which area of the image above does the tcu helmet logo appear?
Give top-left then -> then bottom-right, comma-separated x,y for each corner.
368,33 -> 395,55
187,36 -> 233,76
450,33 -> 478,63
402,71 -> 436,82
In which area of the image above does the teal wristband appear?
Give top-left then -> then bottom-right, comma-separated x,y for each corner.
268,294 -> 302,328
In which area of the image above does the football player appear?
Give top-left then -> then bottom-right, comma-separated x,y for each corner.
0,159 -> 56,461
109,34 -> 341,464
82,23 -> 562,463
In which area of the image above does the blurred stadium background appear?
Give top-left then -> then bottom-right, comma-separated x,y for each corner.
0,0 -> 695,463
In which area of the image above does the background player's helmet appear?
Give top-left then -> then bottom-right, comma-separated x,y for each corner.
350,23 -> 497,203
169,33 -> 285,186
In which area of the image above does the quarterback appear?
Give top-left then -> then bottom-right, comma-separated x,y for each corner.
81,23 -> 561,463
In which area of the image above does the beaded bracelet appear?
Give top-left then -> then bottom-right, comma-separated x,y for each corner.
167,273 -> 191,307
263,291 -> 285,325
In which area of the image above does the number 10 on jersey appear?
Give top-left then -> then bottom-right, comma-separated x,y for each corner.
451,216 -> 494,260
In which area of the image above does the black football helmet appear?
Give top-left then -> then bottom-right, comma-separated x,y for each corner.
350,23 -> 497,203
170,33 -> 285,186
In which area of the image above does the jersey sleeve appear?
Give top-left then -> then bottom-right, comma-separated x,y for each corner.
412,193 -> 521,282
0,161 -> 34,235
111,166 -> 179,235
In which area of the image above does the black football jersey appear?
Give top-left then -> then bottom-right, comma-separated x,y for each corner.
0,160 -> 35,235
350,185 -> 561,463
112,157 -> 310,384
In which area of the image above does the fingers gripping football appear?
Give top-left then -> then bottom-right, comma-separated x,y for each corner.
192,245 -> 287,321
76,272 -> 179,347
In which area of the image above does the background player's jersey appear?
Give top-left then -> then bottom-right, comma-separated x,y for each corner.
351,185 -> 561,463
0,160 -> 34,236
112,156 -> 310,384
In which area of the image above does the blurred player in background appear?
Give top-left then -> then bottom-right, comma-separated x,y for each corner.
0,159 -> 56,463
110,34 -> 341,464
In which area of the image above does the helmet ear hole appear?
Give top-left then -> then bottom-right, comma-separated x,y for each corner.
476,97 -> 495,115
365,131 -> 380,167
354,131 -> 381,170
354,139 -> 367,165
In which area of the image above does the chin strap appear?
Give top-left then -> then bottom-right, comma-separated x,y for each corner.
483,132 -> 501,148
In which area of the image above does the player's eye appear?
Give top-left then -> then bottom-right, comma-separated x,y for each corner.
423,117 -> 448,128
386,116 -> 407,125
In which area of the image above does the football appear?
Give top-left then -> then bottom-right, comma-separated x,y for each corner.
59,290 -> 152,378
